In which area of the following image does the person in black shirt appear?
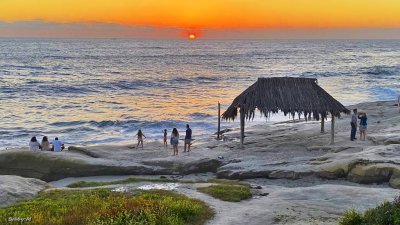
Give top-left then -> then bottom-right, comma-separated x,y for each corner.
184,124 -> 192,152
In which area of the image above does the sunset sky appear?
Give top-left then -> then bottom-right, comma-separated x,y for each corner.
1,0 -> 399,38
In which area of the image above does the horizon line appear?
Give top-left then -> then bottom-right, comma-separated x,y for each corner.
1,21 -> 399,39
1,37 -> 400,40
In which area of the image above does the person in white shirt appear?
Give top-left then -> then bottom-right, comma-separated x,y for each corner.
52,137 -> 64,152
29,136 -> 41,151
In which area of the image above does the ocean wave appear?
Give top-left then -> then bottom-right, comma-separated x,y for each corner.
9,65 -> 47,70
48,121 -> 85,127
48,119 -> 203,131
52,72 -> 73,76
168,76 -> 223,85
0,87 -> 17,94
138,53 -> 238,59
370,87 -> 400,99
170,77 -> 192,84
139,46 -> 169,50
52,65 -> 73,70
0,70 -> 11,75
36,85 -> 96,95
43,55 -> 74,60
299,71 -> 340,78
194,76 -> 222,82
48,126 -> 97,133
189,113 -> 214,119
46,119 -> 205,141
240,65 -> 264,70
0,133 -> 30,139
26,80 -> 42,85
361,66 -> 399,76
49,120 -> 141,128
100,80 -> 157,91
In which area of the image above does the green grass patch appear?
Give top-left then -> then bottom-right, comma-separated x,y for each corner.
0,188 -> 214,225
197,184 -> 252,202
339,196 -> 400,225
67,177 -> 195,188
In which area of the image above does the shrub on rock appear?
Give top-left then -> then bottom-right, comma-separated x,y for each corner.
339,196 -> 400,225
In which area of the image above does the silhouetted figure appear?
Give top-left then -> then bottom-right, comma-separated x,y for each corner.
184,124 -> 192,152
350,108 -> 358,141
163,129 -> 168,148
136,129 -> 146,149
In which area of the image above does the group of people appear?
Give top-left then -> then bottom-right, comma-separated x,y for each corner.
350,108 -> 368,141
136,124 -> 192,156
29,136 -> 65,152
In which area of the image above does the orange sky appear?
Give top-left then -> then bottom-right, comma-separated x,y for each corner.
1,0 -> 400,29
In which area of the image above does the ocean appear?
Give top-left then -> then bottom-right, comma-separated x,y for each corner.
0,39 -> 399,149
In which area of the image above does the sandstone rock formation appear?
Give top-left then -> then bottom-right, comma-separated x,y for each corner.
0,175 -> 47,207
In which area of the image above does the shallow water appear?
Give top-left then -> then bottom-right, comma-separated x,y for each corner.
0,39 -> 399,149
49,173 -> 215,188
136,183 -> 180,191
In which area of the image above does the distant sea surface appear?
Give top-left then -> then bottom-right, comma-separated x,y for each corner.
0,39 -> 399,149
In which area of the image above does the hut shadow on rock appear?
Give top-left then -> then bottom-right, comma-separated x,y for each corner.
222,77 -> 350,147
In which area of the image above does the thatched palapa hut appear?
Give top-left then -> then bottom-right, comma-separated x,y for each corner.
222,77 -> 350,147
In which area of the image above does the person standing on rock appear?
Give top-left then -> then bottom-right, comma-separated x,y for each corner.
358,112 -> 367,141
184,124 -> 192,152
163,129 -> 168,148
171,128 -> 179,156
136,129 -> 146,149
350,108 -> 358,141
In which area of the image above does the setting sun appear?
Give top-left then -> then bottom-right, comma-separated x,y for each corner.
188,34 -> 196,40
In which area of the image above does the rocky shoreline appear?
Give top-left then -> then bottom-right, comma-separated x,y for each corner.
1,100 -> 399,224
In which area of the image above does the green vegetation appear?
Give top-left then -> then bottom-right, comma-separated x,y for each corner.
0,189 -> 214,225
197,184 -> 252,202
339,196 -> 400,225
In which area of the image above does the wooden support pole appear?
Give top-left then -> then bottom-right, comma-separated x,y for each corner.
240,107 -> 245,148
321,115 -> 325,133
330,115 -> 335,145
217,102 -> 221,140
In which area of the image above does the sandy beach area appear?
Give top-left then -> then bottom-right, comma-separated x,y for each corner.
1,99 -> 400,225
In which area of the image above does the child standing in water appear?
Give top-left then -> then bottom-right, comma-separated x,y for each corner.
136,129 -> 146,149
163,129 -> 168,148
